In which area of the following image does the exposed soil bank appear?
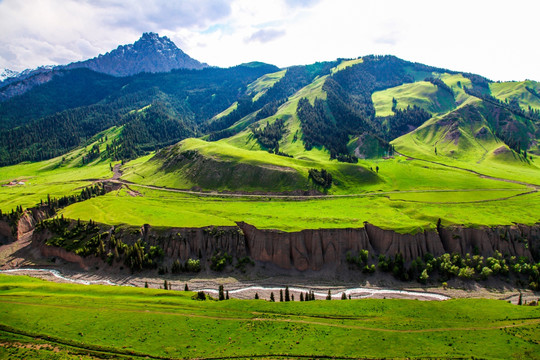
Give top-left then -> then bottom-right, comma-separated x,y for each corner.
238,222 -> 540,271
2,209 -> 539,301
13,205 -> 540,273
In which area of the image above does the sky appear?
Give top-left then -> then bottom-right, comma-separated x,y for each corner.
0,0 -> 539,81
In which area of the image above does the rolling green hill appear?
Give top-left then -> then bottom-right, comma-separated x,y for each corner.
490,80 -> 540,110
1,54 -> 539,234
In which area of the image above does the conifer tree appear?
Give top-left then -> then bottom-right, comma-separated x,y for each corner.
219,285 -> 225,301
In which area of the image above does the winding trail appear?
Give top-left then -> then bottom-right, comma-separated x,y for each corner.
95,151 -> 540,203
94,151 -> 540,204
394,150 -> 540,190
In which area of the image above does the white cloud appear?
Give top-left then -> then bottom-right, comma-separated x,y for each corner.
0,0 -> 539,81
246,29 -> 287,43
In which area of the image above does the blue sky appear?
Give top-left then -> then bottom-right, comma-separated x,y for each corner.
1,0 -> 539,81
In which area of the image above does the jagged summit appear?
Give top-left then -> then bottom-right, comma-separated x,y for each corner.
0,33 -> 209,99
0,68 -> 19,82
65,32 -> 208,76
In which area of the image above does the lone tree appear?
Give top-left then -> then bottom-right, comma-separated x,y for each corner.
226,290 -> 229,300
285,286 -> 290,302
270,292 -> 275,302
255,293 -> 259,300
326,290 -> 332,300
341,292 -> 347,300
144,281 -> 148,288
163,280 -> 168,290
218,285 -> 225,301
280,289 -> 284,302
184,283 -> 189,291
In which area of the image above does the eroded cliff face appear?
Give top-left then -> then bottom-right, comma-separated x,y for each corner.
26,214 -> 540,272
237,222 -> 539,271
0,220 -> 15,244
17,208 -> 51,238
140,225 -> 247,262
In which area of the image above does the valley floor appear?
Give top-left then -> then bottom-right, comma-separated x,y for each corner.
1,267 -> 538,305
0,273 -> 539,360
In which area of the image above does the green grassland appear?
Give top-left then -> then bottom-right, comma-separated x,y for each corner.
59,185 -> 540,233
2,63 -> 539,234
371,72 -> 475,118
372,81 -> 456,117
223,72 -> 330,160
437,73 -> 473,105
331,58 -> 363,73
392,103 -> 540,185
0,275 -> 539,359
207,101 -> 238,123
246,69 -> 287,101
490,80 -> 540,110
121,136 -> 382,194
0,127 -> 120,212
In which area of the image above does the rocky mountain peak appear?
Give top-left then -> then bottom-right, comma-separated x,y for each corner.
66,32 -> 208,77
0,33 -> 208,100
0,68 -> 20,83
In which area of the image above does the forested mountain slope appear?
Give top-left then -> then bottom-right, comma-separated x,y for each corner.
1,49 -> 539,193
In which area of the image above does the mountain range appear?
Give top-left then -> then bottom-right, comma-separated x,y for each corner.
0,33 -> 538,194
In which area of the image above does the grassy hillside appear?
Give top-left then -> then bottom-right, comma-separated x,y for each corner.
0,63 -> 279,166
121,136 -> 379,194
393,101 -> 540,185
1,275 -> 539,359
222,72 -> 330,160
1,56 -> 539,235
0,126 -> 121,212
372,80 -> 455,117
246,69 -> 287,101
490,80 -> 540,110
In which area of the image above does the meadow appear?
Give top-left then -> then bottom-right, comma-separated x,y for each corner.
0,275 -> 539,359
0,127 -> 119,213
58,186 -> 540,233
1,125 -> 538,234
